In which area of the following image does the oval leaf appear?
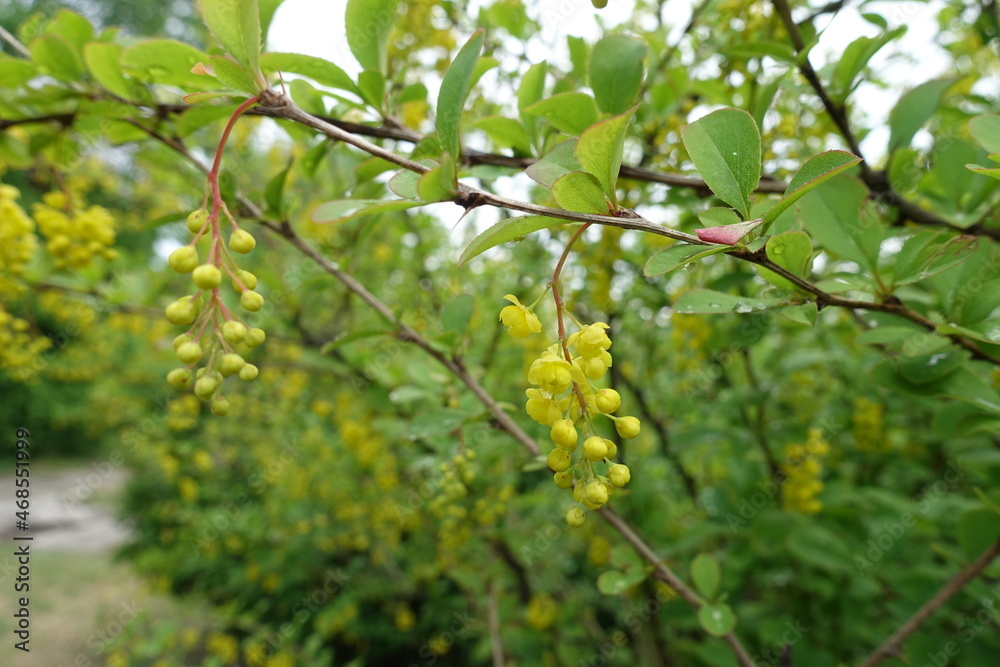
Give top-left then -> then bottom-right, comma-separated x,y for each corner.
198,0 -> 261,76
697,603 -> 736,637
681,108 -> 761,219
523,93 -> 599,136
644,244 -> 727,277
345,0 -> 398,75
459,216 -> 572,266
551,171 -> 609,214
589,34 -> 647,115
690,553 -> 721,601
576,106 -> 637,208
673,289 -> 783,314
525,139 -> 581,188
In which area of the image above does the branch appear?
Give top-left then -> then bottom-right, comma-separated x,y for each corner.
597,507 -> 757,667
0,24 -> 30,58
857,537 -> 1000,666
768,0 -> 1000,240
126,99 -> 761,665
259,94 -> 1000,367
487,581 -> 506,667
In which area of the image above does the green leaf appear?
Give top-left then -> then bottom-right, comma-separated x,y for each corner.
472,116 -> 531,154
345,0 -> 398,75
523,93 -> 599,136
417,152 -> 457,202
680,108 -> 761,219
698,207 -> 741,227
320,330 -> 389,355
596,568 -> 646,595
781,302 -> 819,325
207,55 -> 257,94
29,35 -> 84,82
786,525 -> 853,573
388,160 -> 438,199
441,294 -> 475,335
887,78 -> 957,152
525,139 -> 581,188
551,171 -> 609,214
697,604 -> 736,637
43,9 -> 94,57
937,321 -> 1000,345
357,69 -> 386,110
311,198 -> 423,224
575,106 -> 637,208
301,139 -> 331,178
260,52 -> 359,94
409,409 -> 467,440
832,28 -> 905,103
672,289 -> 784,314
122,39 -> 215,91
871,361 -> 1000,414
198,0 -> 262,76
518,61 -> 547,142
589,34 -> 647,115
458,216 -> 570,266
82,43 -> 135,100
965,164 -> 1000,182
798,174 -> 880,271
897,350 -> 968,385
757,232 -> 813,290
264,159 -> 293,217
892,231 -> 978,287
436,30 -> 484,159
969,115 -> 1000,154
0,57 -> 36,88
957,509 -> 1000,561
724,42 -> 796,63
644,244 -> 728,277
762,150 -> 862,225
690,554 -> 721,601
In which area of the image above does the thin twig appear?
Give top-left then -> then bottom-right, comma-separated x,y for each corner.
857,537 -> 1000,666
0,24 -> 31,58
487,581 -> 506,667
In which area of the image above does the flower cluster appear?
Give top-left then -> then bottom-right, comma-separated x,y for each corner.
32,191 -> 117,268
781,428 -> 830,515
164,207 -> 265,414
0,184 -> 37,295
852,397 -> 887,453
500,297 -> 641,527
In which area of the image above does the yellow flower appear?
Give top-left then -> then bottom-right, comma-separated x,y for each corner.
527,351 -> 581,394
525,388 -> 566,426
570,322 -> 611,358
499,294 -> 541,338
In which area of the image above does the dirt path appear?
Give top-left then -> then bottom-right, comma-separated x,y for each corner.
0,464 -> 140,667
0,465 -> 131,550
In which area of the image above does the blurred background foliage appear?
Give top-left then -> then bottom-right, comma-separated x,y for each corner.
1,0 -> 1000,666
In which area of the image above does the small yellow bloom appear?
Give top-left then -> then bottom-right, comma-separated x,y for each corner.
499,294 -> 542,338
528,351 -> 582,394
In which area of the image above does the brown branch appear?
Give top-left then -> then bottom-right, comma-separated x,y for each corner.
262,95 -> 1000,365
768,0 -> 1000,240
597,507 -> 756,667
857,537 -> 1000,667
487,581 -> 507,667
127,100 -> 761,665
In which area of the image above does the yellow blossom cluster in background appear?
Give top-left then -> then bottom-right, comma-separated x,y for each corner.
781,428 -> 830,515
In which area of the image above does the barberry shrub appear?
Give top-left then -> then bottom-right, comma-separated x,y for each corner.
1,0 -> 1000,666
